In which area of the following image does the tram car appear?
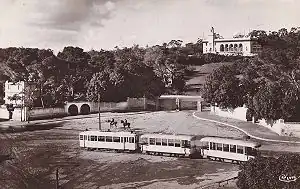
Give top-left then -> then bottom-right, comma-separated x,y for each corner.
79,130 -> 139,152
140,134 -> 195,157
199,137 -> 261,163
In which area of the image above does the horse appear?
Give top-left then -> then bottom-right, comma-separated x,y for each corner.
121,119 -> 130,129
107,118 -> 118,128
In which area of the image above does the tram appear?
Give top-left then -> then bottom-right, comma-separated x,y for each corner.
199,137 -> 261,163
79,130 -> 139,152
140,134 -> 195,157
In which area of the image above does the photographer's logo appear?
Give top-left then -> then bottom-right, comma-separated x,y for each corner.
279,174 -> 300,183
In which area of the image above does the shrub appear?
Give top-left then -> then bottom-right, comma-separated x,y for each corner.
237,154 -> 300,189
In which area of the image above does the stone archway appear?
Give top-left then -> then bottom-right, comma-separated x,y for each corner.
80,104 -> 91,115
68,104 -> 79,116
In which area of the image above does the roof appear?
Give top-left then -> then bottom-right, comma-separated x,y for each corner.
79,130 -> 137,137
203,37 -> 257,43
200,137 -> 261,148
141,133 -> 195,141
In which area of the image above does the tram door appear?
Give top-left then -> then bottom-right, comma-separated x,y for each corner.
83,135 -> 86,148
122,137 -> 126,150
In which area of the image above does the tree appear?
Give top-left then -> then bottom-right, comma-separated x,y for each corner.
144,44 -> 188,93
86,45 -> 165,102
237,154 -> 300,189
57,46 -> 92,101
202,65 -> 244,109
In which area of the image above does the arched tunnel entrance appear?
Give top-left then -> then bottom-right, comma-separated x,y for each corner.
68,104 -> 79,116
80,104 -> 91,115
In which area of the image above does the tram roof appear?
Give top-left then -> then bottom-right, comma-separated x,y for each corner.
200,137 -> 261,148
141,133 -> 195,141
79,130 -> 137,137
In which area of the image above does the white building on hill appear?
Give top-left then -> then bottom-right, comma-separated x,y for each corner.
202,27 -> 261,56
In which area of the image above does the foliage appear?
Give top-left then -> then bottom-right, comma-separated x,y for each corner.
202,65 -> 244,109
237,154 -> 300,189
203,27 -> 300,120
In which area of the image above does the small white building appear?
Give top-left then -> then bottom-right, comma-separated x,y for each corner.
4,81 -> 25,106
202,27 -> 261,56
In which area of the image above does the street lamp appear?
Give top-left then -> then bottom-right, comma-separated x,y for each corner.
98,94 -> 101,130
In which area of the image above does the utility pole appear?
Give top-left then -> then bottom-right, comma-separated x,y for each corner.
98,94 -> 101,130
56,168 -> 59,189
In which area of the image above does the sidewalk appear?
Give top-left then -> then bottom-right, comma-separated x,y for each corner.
193,111 -> 300,143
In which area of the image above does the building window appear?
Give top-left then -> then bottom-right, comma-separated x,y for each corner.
225,44 -> 228,52
239,44 -> 243,52
229,44 -> 233,52
220,44 -> 224,52
234,44 -> 238,51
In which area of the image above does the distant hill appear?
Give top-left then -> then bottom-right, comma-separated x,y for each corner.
184,62 -> 234,96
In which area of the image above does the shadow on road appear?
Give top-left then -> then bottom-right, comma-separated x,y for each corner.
0,122 -> 64,133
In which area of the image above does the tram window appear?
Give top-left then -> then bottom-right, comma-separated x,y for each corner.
84,135 -> 87,140
217,143 -> 222,151
124,137 -> 128,142
174,140 -> 181,147
246,147 -> 257,156
94,136 -> 97,141
168,139 -> 174,146
80,135 -> 83,140
113,137 -> 120,143
182,140 -> 191,148
162,139 -> 167,146
156,138 -> 162,145
141,137 -> 148,144
98,136 -> 105,142
150,138 -> 155,145
201,142 -> 209,150
237,145 -> 243,154
121,137 -> 123,143
88,136 -> 91,141
91,136 -> 94,141
230,145 -> 236,153
210,142 -> 216,150
129,137 -> 134,143
223,144 -> 229,152
106,136 -> 113,142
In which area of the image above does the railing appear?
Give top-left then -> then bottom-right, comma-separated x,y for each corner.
197,176 -> 238,189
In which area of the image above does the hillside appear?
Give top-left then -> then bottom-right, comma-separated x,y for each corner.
184,62 -> 234,96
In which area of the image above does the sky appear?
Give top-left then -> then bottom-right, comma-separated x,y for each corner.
0,0 -> 299,54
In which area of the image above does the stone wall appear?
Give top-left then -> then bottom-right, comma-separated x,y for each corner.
28,107 -> 67,120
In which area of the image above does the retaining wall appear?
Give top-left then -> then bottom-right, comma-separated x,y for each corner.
211,106 -> 300,138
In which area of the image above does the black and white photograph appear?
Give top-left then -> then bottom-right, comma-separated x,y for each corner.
1,0 -> 300,188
